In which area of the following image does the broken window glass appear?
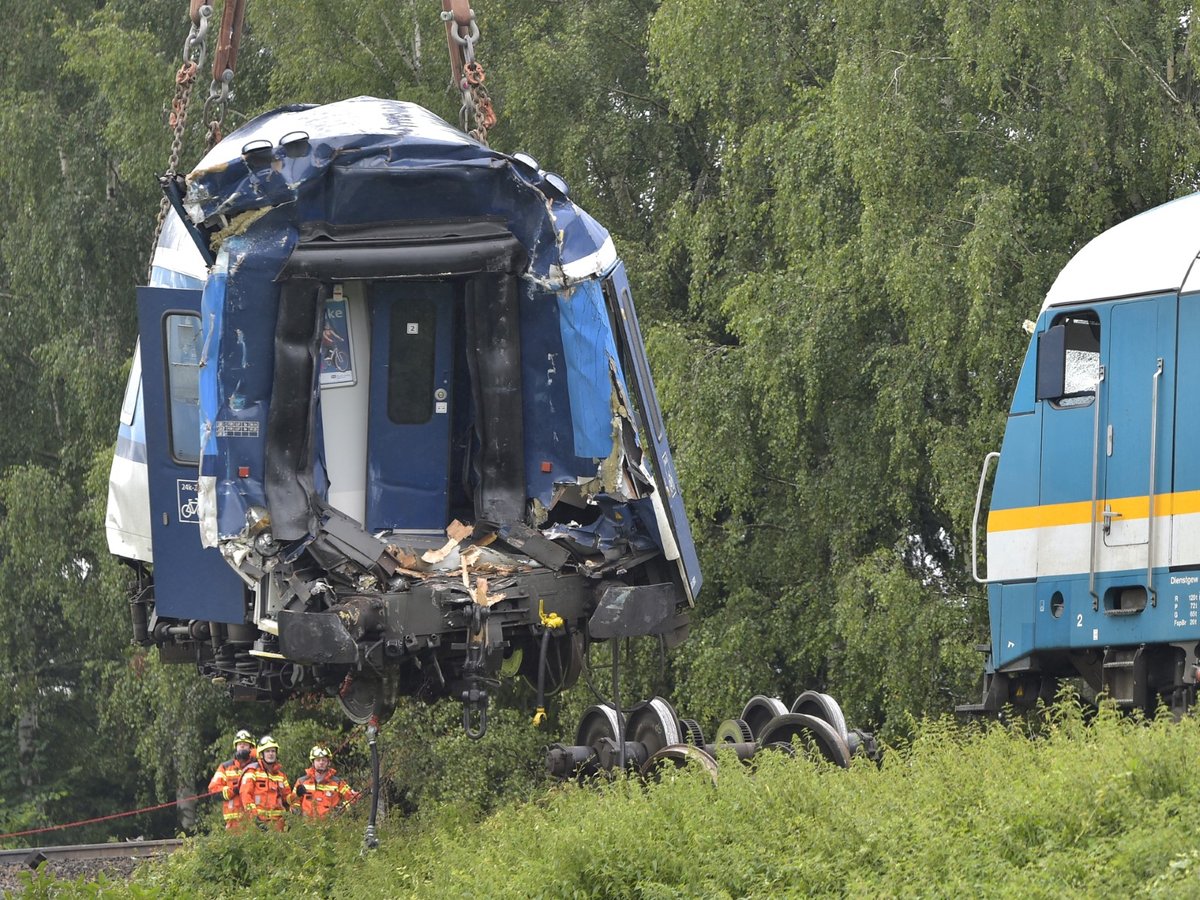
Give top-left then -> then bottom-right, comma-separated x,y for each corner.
1055,314 -> 1099,408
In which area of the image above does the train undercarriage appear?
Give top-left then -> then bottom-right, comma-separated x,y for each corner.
128,503 -> 693,736
958,641 -> 1200,719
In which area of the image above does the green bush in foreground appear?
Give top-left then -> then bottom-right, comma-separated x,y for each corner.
17,701 -> 1200,898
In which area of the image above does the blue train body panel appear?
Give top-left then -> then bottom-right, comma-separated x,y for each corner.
971,192 -> 1200,713
136,286 -> 245,623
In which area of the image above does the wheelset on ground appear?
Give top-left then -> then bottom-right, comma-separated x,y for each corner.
546,690 -> 880,783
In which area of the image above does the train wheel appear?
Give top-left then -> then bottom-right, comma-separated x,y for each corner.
626,697 -> 683,761
740,695 -> 789,740
640,744 -> 719,785
572,704 -> 620,778
756,713 -> 852,768
715,718 -> 755,744
575,704 -> 620,747
790,691 -> 850,746
679,718 -> 706,746
519,630 -> 584,695
337,674 -> 397,725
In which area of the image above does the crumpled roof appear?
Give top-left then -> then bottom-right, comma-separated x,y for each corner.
183,96 -> 615,286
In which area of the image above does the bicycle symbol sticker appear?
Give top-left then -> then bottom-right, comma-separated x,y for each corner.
177,479 -> 200,524
319,296 -> 356,388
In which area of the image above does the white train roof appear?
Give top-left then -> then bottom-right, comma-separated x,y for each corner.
1042,192 -> 1200,311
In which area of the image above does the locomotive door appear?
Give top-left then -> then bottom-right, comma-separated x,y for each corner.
136,286 -> 245,623
1100,297 -> 1175,556
364,281 -> 456,532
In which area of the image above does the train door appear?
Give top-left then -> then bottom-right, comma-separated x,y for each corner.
1100,297 -> 1175,559
1036,310 -> 1101,583
364,281 -> 456,532
136,286 -> 245,622
1035,295 -> 1176,591
317,284 -> 370,525
1171,292 -> 1200,573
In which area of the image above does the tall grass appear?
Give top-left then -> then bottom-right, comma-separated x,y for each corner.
18,701 -> 1200,898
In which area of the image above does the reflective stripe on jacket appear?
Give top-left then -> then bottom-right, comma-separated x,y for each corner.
238,761 -> 292,823
208,758 -> 252,824
294,766 -> 359,818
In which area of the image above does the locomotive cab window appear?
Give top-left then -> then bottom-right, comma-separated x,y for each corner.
1037,312 -> 1099,408
164,313 -> 203,464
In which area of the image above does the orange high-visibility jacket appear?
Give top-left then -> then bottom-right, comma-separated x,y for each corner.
209,757 -> 254,827
238,761 -> 292,829
293,766 -> 359,818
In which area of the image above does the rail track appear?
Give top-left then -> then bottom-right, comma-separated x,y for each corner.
0,838 -> 182,866
0,839 -> 182,892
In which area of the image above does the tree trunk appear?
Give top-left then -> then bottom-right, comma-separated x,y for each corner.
17,702 -> 39,799
176,785 -> 197,833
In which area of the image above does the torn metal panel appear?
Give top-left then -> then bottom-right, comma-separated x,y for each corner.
492,521 -> 571,571
265,278 -> 324,541
465,272 -> 526,525
602,262 -> 703,603
589,582 -> 681,639
554,279 -> 627,460
542,495 -> 659,562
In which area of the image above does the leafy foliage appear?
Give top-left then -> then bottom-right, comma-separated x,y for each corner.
5,0 -> 1200,843
25,701 -> 1200,898
641,0 -> 1200,731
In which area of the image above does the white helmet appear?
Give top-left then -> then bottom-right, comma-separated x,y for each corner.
257,735 -> 280,754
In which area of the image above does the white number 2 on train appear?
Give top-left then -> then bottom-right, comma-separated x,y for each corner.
1076,614 -> 1083,627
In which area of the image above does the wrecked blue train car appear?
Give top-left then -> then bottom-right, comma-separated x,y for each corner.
106,97 -> 700,728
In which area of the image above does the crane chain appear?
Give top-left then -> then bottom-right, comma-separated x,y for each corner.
204,0 -> 248,148
441,4 -> 496,145
148,4 -> 213,283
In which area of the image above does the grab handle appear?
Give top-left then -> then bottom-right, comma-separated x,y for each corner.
1146,358 -> 1163,606
972,452 -> 1001,584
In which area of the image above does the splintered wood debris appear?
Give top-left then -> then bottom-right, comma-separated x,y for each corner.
421,519 -> 474,564
384,521 -> 525,585
471,576 -> 506,607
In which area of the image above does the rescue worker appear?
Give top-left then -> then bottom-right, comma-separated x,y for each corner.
208,729 -> 256,830
239,735 -> 292,830
293,745 -> 360,818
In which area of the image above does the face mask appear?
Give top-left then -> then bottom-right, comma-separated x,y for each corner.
235,748 -> 250,762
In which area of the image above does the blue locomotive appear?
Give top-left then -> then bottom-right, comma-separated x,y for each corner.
105,97 -> 700,731
967,192 -> 1200,715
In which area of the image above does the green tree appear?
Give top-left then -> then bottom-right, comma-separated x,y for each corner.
7,0 -> 1200,834
645,0 -> 1200,732
0,0 -> 210,836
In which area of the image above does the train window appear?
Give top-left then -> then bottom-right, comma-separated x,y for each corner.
1037,312 -> 1099,408
164,313 -> 202,464
386,295 -> 437,425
